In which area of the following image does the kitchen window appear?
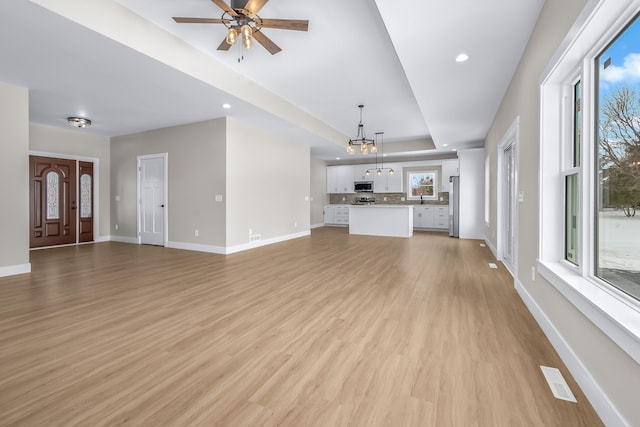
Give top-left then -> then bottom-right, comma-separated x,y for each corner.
539,0 -> 640,363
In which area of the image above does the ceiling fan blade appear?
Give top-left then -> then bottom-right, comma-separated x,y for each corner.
211,0 -> 237,16
216,38 -> 233,51
259,19 -> 309,31
252,30 -> 281,55
243,0 -> 268,17
173,17 -> 229,24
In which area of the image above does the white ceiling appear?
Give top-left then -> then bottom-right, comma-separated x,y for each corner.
0,0 -> 544,161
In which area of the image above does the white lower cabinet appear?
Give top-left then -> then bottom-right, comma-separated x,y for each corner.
413,205 -> 449,230
324,205 -> 349,225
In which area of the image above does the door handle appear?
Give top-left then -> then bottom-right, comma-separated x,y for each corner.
160,204 -> 165,208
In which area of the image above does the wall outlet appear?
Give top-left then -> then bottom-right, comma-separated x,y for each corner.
384,197 -> 388,201
215,194 -> 223,202
249,228 -> 252,235
531,266 -> 536,282
115,224 -> 118,231
194,229 -> 199,237
294,221 -> 298,228
115,195 -> 120,202
304,196 -> 309,201
440,196 -> 444,201
401,197 -> 405,201
342,197 -> 346,201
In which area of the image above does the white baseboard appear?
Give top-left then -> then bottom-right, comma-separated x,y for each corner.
109,235 -> 139,244
166,241 -> 226,255
226,230 -> 311,254
0,262 -> 31,278
515,279 -> 626,427
484,235 -> 498,258
94,235 -> 110,243
310,223 -> 324,229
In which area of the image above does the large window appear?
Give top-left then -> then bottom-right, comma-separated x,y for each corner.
595,18 -> 640,300
539,0 -> 640,363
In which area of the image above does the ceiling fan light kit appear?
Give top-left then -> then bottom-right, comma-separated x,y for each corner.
172,0 -> 309,60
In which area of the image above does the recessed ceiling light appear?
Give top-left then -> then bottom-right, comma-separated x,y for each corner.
222,103 -> 231,109
443,144 -> 449,147
336,157 -> 341,160
455,53 -> 469,62
452,148 -> 457,151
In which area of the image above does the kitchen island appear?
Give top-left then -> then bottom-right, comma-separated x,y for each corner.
349,205 -> 414,238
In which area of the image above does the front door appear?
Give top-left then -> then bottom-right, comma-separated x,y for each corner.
78,161 -> 94,243
138,154 -> 166,246
29,156 -> 77,248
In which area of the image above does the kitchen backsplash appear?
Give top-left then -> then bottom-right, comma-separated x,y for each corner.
330,192 -> 449,205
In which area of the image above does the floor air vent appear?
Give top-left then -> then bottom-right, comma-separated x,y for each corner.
488,263 -> 498,269
540,366 -> 577,402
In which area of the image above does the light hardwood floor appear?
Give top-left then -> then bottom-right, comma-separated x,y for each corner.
0,227 -> 601,426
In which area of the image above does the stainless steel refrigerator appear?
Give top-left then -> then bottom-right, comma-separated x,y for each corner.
449,176 -> 459,238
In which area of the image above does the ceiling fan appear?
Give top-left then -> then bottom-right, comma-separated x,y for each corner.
172,0 -> 309,55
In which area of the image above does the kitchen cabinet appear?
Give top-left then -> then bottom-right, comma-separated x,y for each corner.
413,205 -> 448,229
324,205 -> 349,225
353,164 -> 374,181
323,205 -> 335,224
373,163 -> 402,193
441,159 -> 459,192
326,165 -> 354,194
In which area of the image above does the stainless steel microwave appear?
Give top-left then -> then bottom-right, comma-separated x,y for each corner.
354,181 -> 374,192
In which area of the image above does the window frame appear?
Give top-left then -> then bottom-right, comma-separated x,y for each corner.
539,0 -> 640,365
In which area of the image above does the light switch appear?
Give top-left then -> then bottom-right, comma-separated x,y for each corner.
215,194 -> 223,202
115,195 -> 120,202
518,191 -> 524,202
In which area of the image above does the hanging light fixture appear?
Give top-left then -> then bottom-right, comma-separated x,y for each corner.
347,105 -> 376,155
365,132 -> 394,176
67,117 -> 91,128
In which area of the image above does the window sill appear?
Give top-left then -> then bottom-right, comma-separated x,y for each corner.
538,260 -> 640,364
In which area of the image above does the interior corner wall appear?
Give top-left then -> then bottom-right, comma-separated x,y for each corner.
310,157 -> 329,226
225,117 -> 310,247
29,123 -> 111,239
110,118 -> 226,248
0,82 -> 30,274
459,148 -> 485,239
483,0 -> 640,423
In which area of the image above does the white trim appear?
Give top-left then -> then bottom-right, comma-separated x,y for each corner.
310,223 -> 324,229
166,241 -> 227,255
29,150 -> 100,245
94,235 -> 110,243
137,153 -> 168,247
539,0 -> 640,364
226,231 -> 311,254
516,278 -> 629,427
109,235 -> 139,244
496,116 -> 520,276
0,263 -> 31,278
484,236 -> 498,259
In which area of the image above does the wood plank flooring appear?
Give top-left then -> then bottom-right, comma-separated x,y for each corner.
0,227 -> 601,426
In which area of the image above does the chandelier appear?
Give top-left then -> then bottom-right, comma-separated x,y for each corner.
347,105 -> 377,155
366,132 -> 394,176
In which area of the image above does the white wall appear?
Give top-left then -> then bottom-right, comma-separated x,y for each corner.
0,82 -> 30,276
310,157 -> 329,227
225,118 -> 310,248
459,148 -> 485,239
29,123 -> 111,239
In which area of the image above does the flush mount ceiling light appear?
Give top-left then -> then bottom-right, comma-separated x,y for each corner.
456,53 -> 469,62
222,103 -> 231,109
172,0 -> 309,62
347,105 -> 377,155
67,117 -> 91,128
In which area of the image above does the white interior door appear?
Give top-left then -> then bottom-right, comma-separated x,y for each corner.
502,144 -> 515,270
138,154 -> 167,246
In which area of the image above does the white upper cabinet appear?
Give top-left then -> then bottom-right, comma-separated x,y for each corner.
326,165 -> 354,194
373,163 -> 402,193
441,159 -> 459,192
353,165 -> 373,181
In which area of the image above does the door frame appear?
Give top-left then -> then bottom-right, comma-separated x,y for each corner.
496,117 -> 519,278
29,150 -> 100,245
137,153 -> 168,246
